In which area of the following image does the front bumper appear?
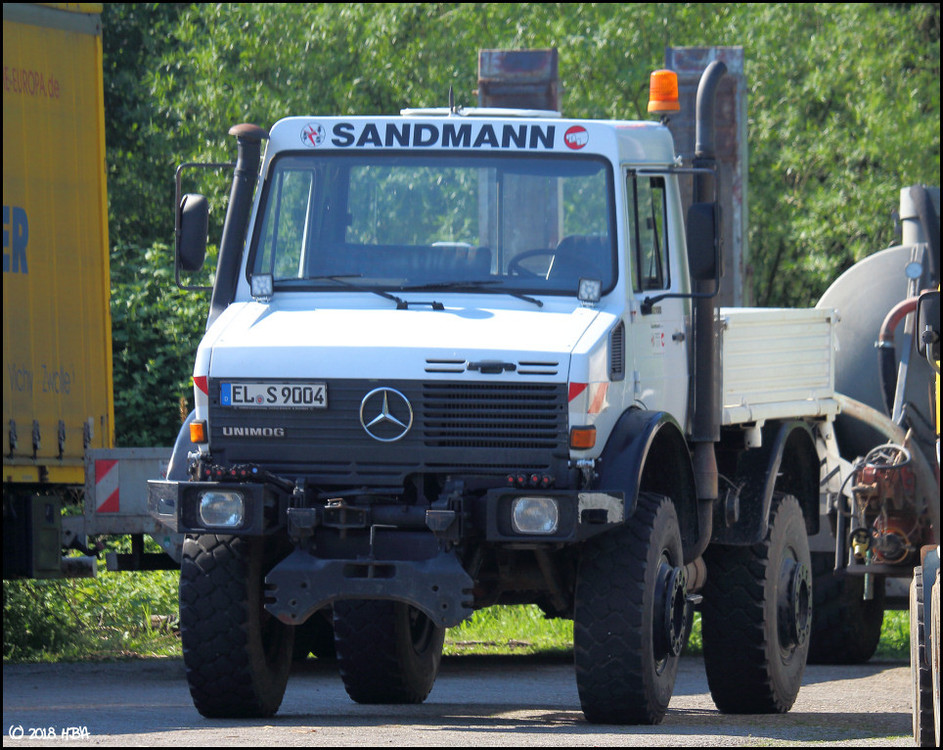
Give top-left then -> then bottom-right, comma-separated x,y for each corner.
148,478 -> 625,628
148,478 -> 626,541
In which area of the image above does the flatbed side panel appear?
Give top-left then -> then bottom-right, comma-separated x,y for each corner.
2,3 -> 113,479
720,307 -> 837,425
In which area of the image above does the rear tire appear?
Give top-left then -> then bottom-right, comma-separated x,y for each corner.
179,535 -> 294,718
292,608 -> 336,661
702,495 -> 812,713
574,493 -> 687,725
807,551 -> 885,664
333,599 -> 444,704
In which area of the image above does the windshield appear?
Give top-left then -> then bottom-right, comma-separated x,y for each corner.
249,151 -> 615,297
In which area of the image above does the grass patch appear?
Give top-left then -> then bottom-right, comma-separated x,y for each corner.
444,604 -> 573,657
876,608 -> 910,659
3,574 -> 912,663
3,569 -> 181,662
443,606 -> 913,661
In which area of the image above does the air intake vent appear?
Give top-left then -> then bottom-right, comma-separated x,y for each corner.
425,358 -> 559,376
609,321 -> 625,381
517,361 -> 559,376
425,359 -> 467,373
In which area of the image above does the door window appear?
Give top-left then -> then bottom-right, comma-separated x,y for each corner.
626,173 -> 669,292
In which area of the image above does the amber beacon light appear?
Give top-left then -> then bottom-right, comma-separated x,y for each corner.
647,69 -> 680,113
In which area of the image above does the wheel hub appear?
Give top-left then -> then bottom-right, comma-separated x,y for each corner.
654,561 -> 688,660
778,559 -> 812,649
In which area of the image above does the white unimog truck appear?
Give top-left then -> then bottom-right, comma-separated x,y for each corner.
148,62 -> 848,724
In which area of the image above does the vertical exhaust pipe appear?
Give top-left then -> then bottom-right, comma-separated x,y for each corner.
691,61 -> 727,504
207,123 -> 269,328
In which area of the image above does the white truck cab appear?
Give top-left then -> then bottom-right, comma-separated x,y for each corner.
190,111 -> 692,468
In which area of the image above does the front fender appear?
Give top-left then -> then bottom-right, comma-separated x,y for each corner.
594,409 -> 700,556
167,410 -> 199,482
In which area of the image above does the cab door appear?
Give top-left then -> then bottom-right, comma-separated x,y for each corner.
624,171 -> 689,426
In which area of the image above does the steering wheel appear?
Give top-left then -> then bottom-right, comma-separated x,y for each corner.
507,249 -> 556,279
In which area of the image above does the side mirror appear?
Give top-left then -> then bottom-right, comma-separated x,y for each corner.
177,193 -> 208,272
914,289 -> 940,361
686,202 -> 720,282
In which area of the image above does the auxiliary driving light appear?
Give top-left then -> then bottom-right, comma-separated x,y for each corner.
511,496 -> 560,535
199,490 -> 245,528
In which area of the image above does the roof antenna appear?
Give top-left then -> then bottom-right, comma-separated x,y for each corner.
449,85 -> 456,114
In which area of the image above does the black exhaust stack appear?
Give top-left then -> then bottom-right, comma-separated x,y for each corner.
690,61 -> 727,505
207,123 -> 269,328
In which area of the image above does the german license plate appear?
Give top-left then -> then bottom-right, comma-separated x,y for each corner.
220,382 -> 327,409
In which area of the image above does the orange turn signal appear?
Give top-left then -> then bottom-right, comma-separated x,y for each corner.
569,426 -> 597,450
648,69 -> 680,113
189,420 -> 207,443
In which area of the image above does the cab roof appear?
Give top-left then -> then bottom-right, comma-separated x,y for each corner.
265,113 -> 678,166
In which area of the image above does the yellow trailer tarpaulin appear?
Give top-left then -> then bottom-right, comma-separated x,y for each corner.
3,3 -> 113,480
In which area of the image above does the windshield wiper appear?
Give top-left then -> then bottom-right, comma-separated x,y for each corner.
305,274 -> 411,308
400,280 -> 544,308
307,275 -> 453,310
305,275 -> 541,309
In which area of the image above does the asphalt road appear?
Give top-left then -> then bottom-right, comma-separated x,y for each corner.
2,654 -> 915,747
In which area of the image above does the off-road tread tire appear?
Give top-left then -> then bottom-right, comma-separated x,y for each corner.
911,566 -> 934,746
701,495 -> 810,714
807,551 -> 885,664
333,599 -> 444,704
179,534 -> 294,718
930,574 -> 940,748
573,492 -> 683,725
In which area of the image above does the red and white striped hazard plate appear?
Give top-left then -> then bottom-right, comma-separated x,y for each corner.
95,459 -> 120,513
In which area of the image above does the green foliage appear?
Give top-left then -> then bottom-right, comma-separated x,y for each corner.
102,3 -> 189,250
110,242 -> 210,446
3,570 -> 180,662
736,3 -> 941,305
876,608 -> 911,659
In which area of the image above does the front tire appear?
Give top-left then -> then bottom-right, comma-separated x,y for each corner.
179,535 -> 294,718
333,599 -> 444,704
574,493 -> 688,725
702,495 -> 812,713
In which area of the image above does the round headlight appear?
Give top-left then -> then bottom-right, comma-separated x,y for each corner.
511,496 -> 559,535
199,490 -> 245,528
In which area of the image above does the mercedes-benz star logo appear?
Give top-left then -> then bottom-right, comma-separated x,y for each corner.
359,387 -> 413,442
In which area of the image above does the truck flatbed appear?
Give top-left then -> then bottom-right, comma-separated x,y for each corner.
720,306 -> 839,426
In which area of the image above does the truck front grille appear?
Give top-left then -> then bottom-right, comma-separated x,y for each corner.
207,379 -> 568,487
422,382 -> 564,449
